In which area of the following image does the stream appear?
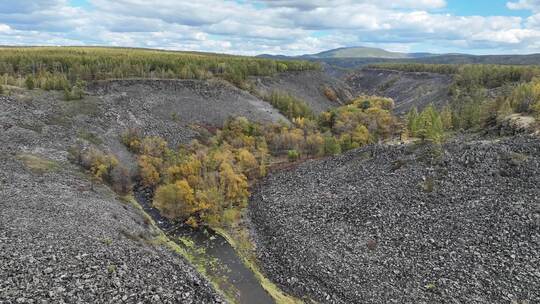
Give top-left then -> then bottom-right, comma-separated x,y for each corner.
133,186 -> 275,304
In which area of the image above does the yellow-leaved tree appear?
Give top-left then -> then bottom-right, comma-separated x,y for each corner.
219,162 -> 249,208
153,180 -> 198,219
138,155 -> 162,187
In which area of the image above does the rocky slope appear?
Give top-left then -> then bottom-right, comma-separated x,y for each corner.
89,78 -> 287,129
0,77 -> 293,303
251,70 -> 354,113
249,136 -> 540,304
345,68 -> 452,113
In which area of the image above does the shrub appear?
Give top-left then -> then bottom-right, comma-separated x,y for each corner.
121,128 -> 142,153
323,136 -> 341,155
287,149 -> 300,162
25,76 -> 35,90
64,80 -> 86,101
140,136 -> 168,158
351,125 -> 370,146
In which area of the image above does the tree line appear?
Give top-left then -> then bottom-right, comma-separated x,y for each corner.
0,47 -> 319,90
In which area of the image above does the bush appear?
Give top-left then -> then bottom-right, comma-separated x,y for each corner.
287,149 -> 300,162
324,136 -> 341,155
121,128 -> 142,153
25,76 -> 35,90
64,80 -> 86,100
69,145 -> 130,192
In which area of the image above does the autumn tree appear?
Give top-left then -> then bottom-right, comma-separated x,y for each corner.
219,162 -> 249,208
138,155 -> 162,187
153,180 -> 198,219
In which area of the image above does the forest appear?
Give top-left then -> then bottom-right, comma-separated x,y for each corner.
0,47 -> 319,89
372,62 -> 540,131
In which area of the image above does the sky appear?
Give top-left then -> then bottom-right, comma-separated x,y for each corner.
1,0 -> 540,55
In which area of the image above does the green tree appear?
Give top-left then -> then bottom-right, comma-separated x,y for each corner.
415,105 -> 444,142
25,76 -> 35,90
440,105 -> 453,130
406,107 -> 419,136
323,136 -> 341,155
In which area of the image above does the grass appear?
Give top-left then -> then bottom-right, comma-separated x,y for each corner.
17,154 -> 60,174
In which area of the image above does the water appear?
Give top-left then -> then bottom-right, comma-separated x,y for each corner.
134,187 -> 275,304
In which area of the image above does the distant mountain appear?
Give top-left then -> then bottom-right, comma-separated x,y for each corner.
259,46 -> 437,60
302,46 -> 437,59
258,47 -> 540,74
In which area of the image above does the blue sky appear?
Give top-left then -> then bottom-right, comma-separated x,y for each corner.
2,0 -> 540,55
445,0 -> 527,16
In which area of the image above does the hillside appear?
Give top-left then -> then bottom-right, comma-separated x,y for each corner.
0,93 -> 224,303
2,46 -> 539,304
249,136 -> 540,304
345,68 -> 452,113
251,70 -> 354,113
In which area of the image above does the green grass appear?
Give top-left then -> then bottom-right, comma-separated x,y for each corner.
17,154 -> 60,174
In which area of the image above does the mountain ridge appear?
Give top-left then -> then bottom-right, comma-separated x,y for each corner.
259,46 -> 438,59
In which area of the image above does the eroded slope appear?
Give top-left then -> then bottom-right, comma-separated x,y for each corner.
0,94 -> 223,303
252,70 -> 354,113
345,68 -> 452,113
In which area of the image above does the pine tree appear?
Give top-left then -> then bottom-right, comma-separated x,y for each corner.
440,105 -> 453,130
406,107 -> 419,136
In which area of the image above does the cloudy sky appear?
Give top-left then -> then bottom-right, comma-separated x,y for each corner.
1,0 -> 540,55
